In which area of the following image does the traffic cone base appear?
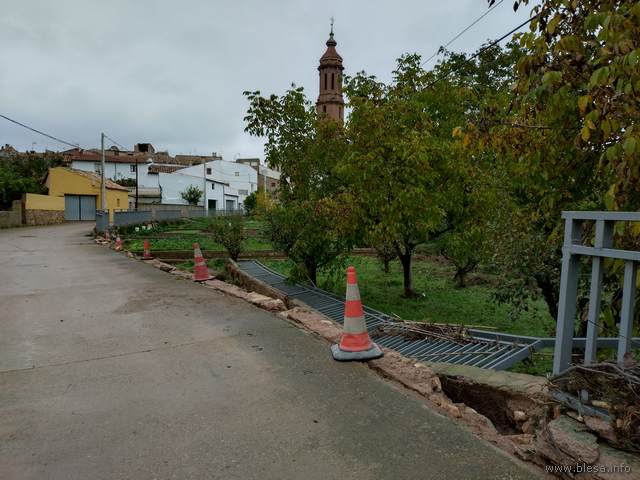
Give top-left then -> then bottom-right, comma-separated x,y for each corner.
331,342 -> 383,361
332,265 -> 383,362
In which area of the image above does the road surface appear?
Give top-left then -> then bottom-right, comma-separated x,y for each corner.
0,223 -> 539,479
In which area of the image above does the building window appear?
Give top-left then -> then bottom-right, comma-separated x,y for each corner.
116,198 -> 120,207
211,183 -> 215,190
323,105 -> 327,113
130,164 -> 136,173
234,172 -> 239,176
331,73 -> 334,90
324,73 -> 327,89
206,167 -> 211,175
238,189 -> 248,195
271,182 -> 276,188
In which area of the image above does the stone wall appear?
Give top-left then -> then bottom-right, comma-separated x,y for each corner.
24,209 -> 65,226
224,259 -> 293,307
0,200 -> 23,228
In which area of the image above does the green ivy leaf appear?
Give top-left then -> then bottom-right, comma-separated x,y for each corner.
624,137 -> 637,155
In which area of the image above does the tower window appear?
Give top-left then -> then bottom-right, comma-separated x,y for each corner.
331,73 -> 334,90
323,105 -> 327,113
324,73 -> 327,90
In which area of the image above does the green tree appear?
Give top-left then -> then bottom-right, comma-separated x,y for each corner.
432,44 -> 523,288
209,215 -> 245,261
180,185 -> 202,205
244,86 -> 356,284
344,54 -> 488,297
243,191 -> 258,216
0,151 -> 64,208
512,0 -> 640,209
462,0 -> 640,326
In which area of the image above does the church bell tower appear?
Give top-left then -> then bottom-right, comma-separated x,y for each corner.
316,21 -> 344,123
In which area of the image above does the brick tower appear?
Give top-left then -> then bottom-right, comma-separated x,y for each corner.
316,23 -> 344,123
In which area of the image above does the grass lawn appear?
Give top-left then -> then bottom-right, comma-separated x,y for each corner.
125,236 -> 272,252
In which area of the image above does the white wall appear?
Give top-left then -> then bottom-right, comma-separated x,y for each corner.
158,172 -> 226,209
71,160 -> 159,188
176,160 -> 257,206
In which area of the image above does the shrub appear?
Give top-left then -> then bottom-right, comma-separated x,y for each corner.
180,185 -> 202,205
209,215 -> 245,261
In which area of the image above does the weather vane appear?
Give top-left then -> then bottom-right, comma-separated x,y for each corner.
330,16 -> 334,35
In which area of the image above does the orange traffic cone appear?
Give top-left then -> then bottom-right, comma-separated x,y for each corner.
331,266 -> 383,361
142,239 -> 153,260
192,243 -> 212,282
114,236 -> 123,251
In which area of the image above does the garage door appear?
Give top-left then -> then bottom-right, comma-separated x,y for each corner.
64,195 -> 97,221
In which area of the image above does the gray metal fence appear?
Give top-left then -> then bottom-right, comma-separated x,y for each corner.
95,210 -> 109,233
113,210 -> 153,227
154,210 -> 182,221
99,207 -> 247,231
554,211 -> 640,374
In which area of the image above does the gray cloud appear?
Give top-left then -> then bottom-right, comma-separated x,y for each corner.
0,0 -> 534,159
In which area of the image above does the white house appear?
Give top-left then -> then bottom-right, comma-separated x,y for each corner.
175,160 -> 258,207
158,172 -> 240,211
67,150 -> 160,188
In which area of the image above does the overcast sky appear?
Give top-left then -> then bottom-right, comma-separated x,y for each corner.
0,0 -> 534,161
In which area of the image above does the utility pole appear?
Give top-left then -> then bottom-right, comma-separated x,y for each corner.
100,133 -> 106,211
203,160 -> 207,214
135,157 -> 139,210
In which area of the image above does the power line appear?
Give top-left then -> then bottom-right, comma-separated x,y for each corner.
0,114 -> 79,149
103,133 -> 126,151
426,13 -> 539,89
422,0 -> 505,66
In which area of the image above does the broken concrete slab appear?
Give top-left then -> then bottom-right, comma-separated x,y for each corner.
202,279 -> 250,300
536,416 -> 601,468
535,415 -> 640,478
426,361 -> 548,398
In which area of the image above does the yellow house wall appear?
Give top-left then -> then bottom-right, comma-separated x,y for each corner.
46,167 -> 128,221
24,193 -> 65,211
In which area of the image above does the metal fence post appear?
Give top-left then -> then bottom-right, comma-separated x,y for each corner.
618,260 -> 637,365
553,217 -> 583,375
584,219 -> 613,364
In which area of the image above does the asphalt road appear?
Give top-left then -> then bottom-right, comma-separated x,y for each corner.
0,223 -> 539,479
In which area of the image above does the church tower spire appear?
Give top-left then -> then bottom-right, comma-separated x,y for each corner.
316,20 -> 344,123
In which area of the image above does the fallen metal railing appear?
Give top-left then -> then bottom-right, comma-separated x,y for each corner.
238,260 -> 639,372
238,260 -> 547,370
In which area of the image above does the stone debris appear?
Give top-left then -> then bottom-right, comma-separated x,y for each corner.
513,410 -> 528,422
584,415 -> 617,444
169,269 -> 192,280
